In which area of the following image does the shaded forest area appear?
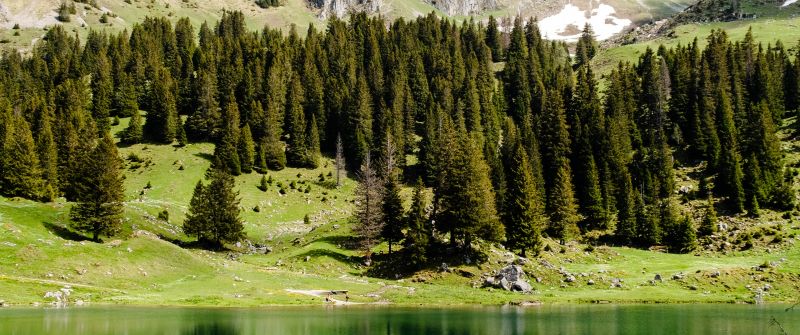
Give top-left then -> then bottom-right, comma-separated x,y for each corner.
0,11 -> 799,266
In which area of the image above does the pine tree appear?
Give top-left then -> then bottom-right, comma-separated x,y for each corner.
306,115 -> 321,168
698,196 -> 718,237
144,67 -> 178,143
714,88 -> 745,213
122,110 -> 143,144
214,103 -> 241,175
115,72 -> 139,117
36,109 -> 59,201
502,135 -> 545,257
183,168 -> 245,248
335,133 -> 345,187
380,137 -> 404,254
436,129 -> 504,251
69,132 -> 125,241
177,120 -> 188,147
285,75 -> 309,167
91,55 -> 113,132
404,178 -> 429,268
541,91 -> 580,239
1,110 -> 43,200
486,16 -> 503,62
354,152 -> 383,265
663,215 -> 697,254
238,124 -> 255,173
574,24 -> 597,67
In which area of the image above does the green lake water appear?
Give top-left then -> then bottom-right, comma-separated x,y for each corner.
0,304 -> 798,334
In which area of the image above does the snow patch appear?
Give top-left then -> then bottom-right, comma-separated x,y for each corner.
783,0 -> 798,7
538,3 -> 632,42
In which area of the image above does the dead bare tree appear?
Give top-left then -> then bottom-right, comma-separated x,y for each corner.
354,152 -> 383,265
335,133 -> 345,188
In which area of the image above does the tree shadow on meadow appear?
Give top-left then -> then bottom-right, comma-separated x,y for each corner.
193,152 -> 215,163
42,221 -> 93,242
293,248 -> 361,266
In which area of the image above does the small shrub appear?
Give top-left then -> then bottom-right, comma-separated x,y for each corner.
127,153 -> 144,163
279,187 -> 287,195
290,181 -> 296,189
253,206 -> 260,212
157,210 -> 169,222
13,23 -> 20,29
111,116 -> 120,126
303,214 -> 311,225
267,175 -> 274,185
145,181 -> 152,189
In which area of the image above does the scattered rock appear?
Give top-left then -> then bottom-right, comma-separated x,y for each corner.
672,273 -> 685,280
763,284 -> 772,292
126,247 -> 133,253
0,300 -> 5,307
710,271 -> 720,278
654,274 -> 663,282
332,224 -> 340,230
75,268 -> 87,275
587,279 -> 595,285
440,263 -> 450,273
564,275 -> 576,283
689,285 -> 698,291
512,280 -> 532,293
305,256 -> 311,262
233,276 -> 243,282
483,265 -> 532,293
107,240 -> 122,247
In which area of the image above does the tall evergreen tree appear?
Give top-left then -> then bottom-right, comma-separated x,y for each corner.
183,169 -> 245,248
404,178 -> 429,268
502,134 -> 545,257
69,133 -> 125,241
1,110 -> 43,200
238,124 -> 255,173
144,67 -> 179,143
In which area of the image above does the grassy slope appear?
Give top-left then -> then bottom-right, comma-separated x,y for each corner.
594,5 -> 800,76
1,114 -> 799,307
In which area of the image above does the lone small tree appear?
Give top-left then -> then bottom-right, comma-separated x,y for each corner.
354,152 -> 383,265
335,133 -> 345,188
183,168 -> 245,248
69,132 -> 125,241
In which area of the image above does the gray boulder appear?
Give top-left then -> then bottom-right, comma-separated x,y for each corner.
483,265 -> 532,293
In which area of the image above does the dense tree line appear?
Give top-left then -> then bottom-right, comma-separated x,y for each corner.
0,11 -> 798,257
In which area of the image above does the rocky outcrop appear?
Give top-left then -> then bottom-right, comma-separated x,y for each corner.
483,265 -> 533,293
310,0 -> 382,19
427,0 -> 497,16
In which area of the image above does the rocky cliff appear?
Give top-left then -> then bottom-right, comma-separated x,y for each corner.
309,0 -> 382,19
427,0 -> 497,16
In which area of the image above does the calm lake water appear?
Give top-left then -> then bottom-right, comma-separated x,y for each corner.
1,304 -> 798,334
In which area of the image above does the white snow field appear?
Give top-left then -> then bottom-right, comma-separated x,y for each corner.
783,0 -> 798,8
538,2 -> 632,42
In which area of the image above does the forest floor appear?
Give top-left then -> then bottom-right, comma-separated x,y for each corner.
1,115 -> 799,308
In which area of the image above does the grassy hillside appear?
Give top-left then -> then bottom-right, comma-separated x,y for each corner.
1,115 -> 799,307
595,15 -> 800,76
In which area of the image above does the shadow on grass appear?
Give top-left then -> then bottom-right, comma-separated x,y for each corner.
158,234 -> 228,251
310,235 -> 359,250
42,222 -> 93,242
293,248 -> 360,266
193,152 -> 215,163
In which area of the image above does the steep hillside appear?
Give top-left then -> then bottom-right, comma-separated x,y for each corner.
0,0 -> 693,52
